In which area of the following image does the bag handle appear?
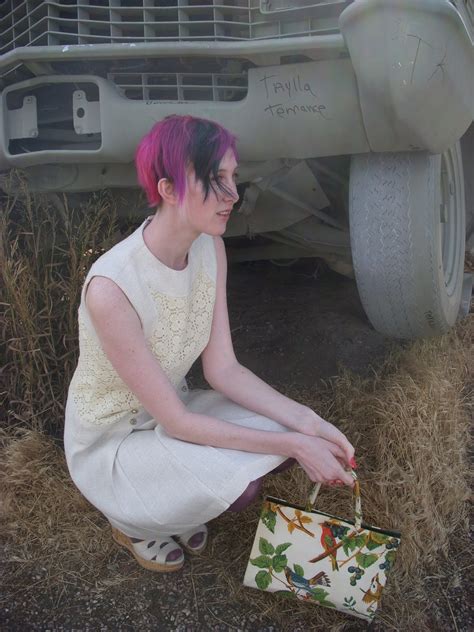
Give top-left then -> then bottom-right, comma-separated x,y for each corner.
307,470 -> 362,529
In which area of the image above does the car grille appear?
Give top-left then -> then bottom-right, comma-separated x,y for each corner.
0,0 -> 350,54
108,68 -> 249,101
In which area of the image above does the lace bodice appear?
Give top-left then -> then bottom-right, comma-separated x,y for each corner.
68,217 -> 217,426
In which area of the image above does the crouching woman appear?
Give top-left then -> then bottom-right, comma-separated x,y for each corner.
64,114 -> 355,572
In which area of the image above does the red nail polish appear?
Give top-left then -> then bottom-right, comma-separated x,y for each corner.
350,457 -> 357,469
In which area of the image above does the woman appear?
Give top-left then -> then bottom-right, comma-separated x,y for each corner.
64,115 -> 355,573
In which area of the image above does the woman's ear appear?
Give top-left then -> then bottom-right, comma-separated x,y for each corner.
157,178 -> 178,205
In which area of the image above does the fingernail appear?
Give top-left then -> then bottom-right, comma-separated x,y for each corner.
350,457 -> 357,469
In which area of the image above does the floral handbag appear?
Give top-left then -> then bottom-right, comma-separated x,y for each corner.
243,471 -> 401,621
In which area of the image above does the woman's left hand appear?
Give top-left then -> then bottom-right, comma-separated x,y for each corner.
298,409 -> 356,470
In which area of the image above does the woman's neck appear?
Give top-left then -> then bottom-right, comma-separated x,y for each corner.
142,209 -> 199,271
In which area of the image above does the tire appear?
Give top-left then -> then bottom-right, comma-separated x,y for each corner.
349,144 -> 467,339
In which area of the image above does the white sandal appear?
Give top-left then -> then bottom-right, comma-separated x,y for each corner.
175,524 -> 208,555
111,527 -> 184,572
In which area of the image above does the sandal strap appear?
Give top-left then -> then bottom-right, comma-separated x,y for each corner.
176,524 -> 208,550
132,537 -> 183,563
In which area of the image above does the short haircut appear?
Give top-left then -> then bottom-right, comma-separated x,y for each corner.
135,114 -> 238,208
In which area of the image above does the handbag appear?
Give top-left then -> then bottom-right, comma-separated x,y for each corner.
243,471 -> 401,622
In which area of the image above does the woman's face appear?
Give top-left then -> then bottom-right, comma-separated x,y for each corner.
184,148 -> 239,237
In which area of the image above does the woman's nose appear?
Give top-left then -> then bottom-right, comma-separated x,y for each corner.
226,182 -> 239,203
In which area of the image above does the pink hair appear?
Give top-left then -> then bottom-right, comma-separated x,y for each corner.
135,115 -> 238,208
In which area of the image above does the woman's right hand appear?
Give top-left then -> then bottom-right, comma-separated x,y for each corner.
290,433 -> 354,487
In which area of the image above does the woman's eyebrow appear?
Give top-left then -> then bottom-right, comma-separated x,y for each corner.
218,167 -> 239,173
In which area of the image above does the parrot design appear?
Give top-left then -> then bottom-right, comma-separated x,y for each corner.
284,566 -> 331,595
320,522 -> 339,571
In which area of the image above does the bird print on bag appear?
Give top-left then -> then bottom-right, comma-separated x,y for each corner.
284,565 -> 331,596
361,572 -> 383,607
320,521 -> 339,571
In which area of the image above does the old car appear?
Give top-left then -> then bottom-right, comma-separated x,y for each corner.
1,0 -> 473,338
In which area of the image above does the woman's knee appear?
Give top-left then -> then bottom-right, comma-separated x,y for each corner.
227,478 -> 263,512
226,460 -> 295,513
271,458 -> 296,474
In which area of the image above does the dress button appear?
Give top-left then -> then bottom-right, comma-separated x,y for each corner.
181,385 -> 187,392
131,408 -> 138,414
130,417 -> 137,425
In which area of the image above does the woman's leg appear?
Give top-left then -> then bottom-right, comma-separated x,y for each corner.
227,458 -> 296,512
227,478 -> 263,512
271,458 -> 296,474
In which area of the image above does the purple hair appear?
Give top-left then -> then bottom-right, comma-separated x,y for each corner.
135,115 -> 238,208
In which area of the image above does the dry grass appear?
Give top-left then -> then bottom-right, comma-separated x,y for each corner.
208,321 -> 473,631
1,172 -> 124,435
0,428 -> 115,586
1,180 -> 472,629
1,322 -> 471,630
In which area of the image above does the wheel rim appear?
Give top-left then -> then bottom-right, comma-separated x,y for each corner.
440,149 -> 463,298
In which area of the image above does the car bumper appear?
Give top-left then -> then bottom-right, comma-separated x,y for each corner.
0,0 -> 472,173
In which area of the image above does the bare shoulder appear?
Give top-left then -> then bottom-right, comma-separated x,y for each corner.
211,236 -> 228,294
85,276 -> 131,318
213,235 -> 227,266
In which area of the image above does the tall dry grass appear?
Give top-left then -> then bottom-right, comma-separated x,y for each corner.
1,173 -> 126,435
1,179 -> 472,630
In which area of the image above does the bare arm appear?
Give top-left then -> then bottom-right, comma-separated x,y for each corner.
201,238 -> 355,469
85,271 -> 354,486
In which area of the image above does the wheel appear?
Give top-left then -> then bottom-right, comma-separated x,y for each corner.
349,143 -> 468,339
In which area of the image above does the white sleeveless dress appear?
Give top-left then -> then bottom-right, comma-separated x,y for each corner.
64,216 -> 289,539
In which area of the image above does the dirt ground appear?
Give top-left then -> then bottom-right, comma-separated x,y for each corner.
210,259 -> 391,389
2,258 -> 470,631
